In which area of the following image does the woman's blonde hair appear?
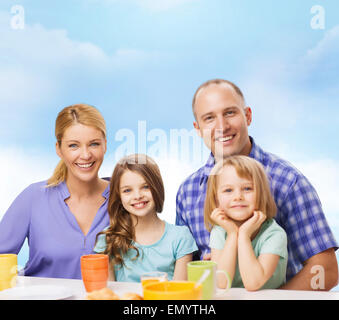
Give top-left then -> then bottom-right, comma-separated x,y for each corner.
204,155 -> 277,231
47,104 -> 106,187
96,154 -> 165,266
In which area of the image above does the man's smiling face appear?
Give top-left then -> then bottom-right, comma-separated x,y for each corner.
193,84 -> 252,161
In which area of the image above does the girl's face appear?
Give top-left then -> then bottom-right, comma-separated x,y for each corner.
216,165 -> 256,222
56,123 -> 106,184
119,169 -> 156,219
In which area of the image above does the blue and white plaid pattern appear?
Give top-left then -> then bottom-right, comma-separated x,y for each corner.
176,137 -> 338,280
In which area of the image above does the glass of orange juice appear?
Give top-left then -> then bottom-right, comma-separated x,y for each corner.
141,271 -> 168,289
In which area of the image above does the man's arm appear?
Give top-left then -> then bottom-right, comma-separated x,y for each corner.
280,248 -> 338,290
275,170 -> 338,291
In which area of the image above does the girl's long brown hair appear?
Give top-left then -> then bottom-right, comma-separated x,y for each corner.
96,154 -> 165,266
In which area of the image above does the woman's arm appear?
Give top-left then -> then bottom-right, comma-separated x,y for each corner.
172,253 -> 193,281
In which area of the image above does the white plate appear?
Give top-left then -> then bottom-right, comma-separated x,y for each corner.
0,285 -> 73,300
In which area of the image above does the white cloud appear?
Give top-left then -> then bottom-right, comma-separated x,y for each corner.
304,25 -> 339,66
1,18 -> 156,70
299,25 -> 339,91
0,12 -> 107,67
110,48 -> 161,69
0,10 -> 159,114
294,159 -> 339,229
85,0 -> 198,11
151,156 -> 201,224
0,68 -> 55,111
1,26 -> 108,67
239,24 -> 339,153
0,148 -> 57,218
132,0 -> 198,11
243,74 -> 302,128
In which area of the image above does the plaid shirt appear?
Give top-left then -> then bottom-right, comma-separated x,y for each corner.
176,137 -> 338,280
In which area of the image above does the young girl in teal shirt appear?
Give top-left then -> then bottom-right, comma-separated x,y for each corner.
94,154 -> 197,282
204,155 -> 288,290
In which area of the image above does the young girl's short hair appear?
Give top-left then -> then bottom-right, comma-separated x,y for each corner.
204,155 -> 277,232
97,154 -> 165,266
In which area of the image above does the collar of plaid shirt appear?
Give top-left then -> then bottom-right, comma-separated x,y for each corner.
199,136 -> 259,185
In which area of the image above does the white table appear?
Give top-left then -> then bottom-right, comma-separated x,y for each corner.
0,276 -> 338,300
0,276 -> 143,300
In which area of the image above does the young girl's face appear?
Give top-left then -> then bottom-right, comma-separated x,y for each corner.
216,165 -> 256,222
119,169 -> 156,219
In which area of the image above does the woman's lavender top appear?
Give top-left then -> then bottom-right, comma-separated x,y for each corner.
0,180 -> 110,279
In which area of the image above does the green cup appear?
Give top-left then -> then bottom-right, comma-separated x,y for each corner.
187,261 -> 230,300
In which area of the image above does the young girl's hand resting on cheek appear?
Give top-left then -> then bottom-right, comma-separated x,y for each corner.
205,156 -> 288,291
210,208 -> 238,235
238,210 -> 266,239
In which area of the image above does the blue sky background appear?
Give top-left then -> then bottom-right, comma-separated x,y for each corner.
0,0 -> 338,289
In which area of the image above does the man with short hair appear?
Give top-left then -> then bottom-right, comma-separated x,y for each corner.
176,79 -> 338,290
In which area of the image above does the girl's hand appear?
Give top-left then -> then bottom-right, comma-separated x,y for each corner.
210,208 -> 238,235
239,211 -> 266,239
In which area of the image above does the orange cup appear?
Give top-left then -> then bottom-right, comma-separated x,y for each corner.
80,254 -> 109,292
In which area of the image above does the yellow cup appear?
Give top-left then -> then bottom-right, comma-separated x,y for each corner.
141,278 -> 161,289
143,281 -> 202,300
141,271 -> 168,289
0,254 -> 18,291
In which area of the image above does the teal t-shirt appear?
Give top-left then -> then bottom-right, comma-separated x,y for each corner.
209,219 -> 288,289
94,221 -> 198,282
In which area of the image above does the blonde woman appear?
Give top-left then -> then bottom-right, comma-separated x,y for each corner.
0,104 -> 110,279
204,155 -> 288,291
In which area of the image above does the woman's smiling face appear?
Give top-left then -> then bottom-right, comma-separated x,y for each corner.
56,123 -> 106,184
